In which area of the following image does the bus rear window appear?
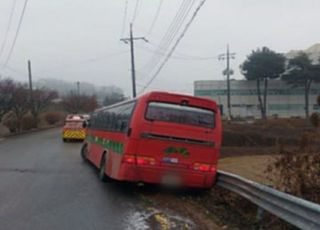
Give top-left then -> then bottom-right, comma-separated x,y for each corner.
145,102 -> 215,128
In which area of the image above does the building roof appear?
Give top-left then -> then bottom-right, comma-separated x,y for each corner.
286,43 -> 320,63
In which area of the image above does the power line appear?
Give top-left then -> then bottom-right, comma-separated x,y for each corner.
3,65 -> 25,75
143,0 -> 190,70
146,0 -> 164,35
132,0 -> 141,24
139,0 -> 194,82
33,50 -> 129,75
136,44 -> 218,61
141,0 -> 195,77
1,0 -> 29,69
144,0 -> 189,68
0,0 -> 18,61
155,0 -> 195,58
120,0 -> 128,37
2,50 -> 129,77
158,0 -> 195,53
146,41 -> 219,59
140,0 -> 207,93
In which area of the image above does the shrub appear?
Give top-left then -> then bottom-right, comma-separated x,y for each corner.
21,115 -> 37,131
310,112 -> 319,128
44,112 -> 62,125
3,116 -> 18,133
266,152 -> 320,204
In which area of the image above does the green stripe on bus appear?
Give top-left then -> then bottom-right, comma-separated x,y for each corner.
86,135 -> 124,154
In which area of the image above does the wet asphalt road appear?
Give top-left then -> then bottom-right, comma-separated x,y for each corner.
0,128 -> 149,230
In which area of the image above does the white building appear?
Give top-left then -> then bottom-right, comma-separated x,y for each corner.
194,80 -> 320,118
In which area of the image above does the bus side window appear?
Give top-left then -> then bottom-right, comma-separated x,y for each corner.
114,113 -> 121,131
120,120 -> 128,132
97,113 -> 101,129
116,114 -> 124,132
97,101 -> 136,133
111,113 -> 117,131
104,110 -> 109,130
105,110 -> 110,130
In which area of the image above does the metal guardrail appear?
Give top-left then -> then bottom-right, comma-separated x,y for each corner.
216,171 -> 320,230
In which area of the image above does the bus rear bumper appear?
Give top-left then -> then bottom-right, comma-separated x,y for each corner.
119,164 -> 217,188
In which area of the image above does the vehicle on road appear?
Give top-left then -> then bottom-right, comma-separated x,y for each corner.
62,114 -> 88,142
81,91 -> 221,188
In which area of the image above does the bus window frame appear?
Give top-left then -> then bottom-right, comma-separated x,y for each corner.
144,100 -> 216,129
90,100 -> 137,133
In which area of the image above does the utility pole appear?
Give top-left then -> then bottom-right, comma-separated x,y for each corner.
76,81 -> 80,95
76,81 -> 80,114
120,23 -> 148,98
28,60 -> 34,113
219,45 -> 235,119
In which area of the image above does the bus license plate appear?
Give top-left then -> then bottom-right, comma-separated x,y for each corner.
161,175 -> 181,186
162,157 -> 178,164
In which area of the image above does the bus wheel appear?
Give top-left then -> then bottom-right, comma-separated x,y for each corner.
99,153 -> 111,182
63,138 -> 68,142
81,144 -> 88,162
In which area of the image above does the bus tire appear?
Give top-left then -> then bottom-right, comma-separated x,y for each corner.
81,144 -> 89,162
63,138 -> 68,142
98,153 -> 112,183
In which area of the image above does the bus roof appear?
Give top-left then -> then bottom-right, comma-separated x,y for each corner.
93,91 -> 218,114
140,91 -> 218,108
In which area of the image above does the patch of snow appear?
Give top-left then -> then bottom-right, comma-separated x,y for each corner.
125,210 -> 151,230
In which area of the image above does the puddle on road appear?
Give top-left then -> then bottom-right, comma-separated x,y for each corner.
125,207 -> 195,230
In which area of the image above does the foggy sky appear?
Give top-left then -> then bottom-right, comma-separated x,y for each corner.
0,0 -> 319,96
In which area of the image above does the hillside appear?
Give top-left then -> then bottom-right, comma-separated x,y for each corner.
34,78 -> 125,103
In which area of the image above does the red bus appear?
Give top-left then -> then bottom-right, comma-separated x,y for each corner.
81,91 -> 222,188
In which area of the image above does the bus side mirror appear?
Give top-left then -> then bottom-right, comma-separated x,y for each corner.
82,121 -> 88,128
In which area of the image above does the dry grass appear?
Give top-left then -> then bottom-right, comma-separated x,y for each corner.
266,151 -> 320,204
219,155 -> 275,184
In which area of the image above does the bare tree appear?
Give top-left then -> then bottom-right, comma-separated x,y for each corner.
103,91 -> 127,106
62,92 -> 98,114
31,88 -> 58,127
11,83 -> 29,131
0,78 -> 15,122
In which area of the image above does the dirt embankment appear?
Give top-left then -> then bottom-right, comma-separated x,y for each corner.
221,118 -> 320,161
221,118 -> 314,152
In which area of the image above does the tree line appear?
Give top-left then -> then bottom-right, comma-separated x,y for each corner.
0,79 -> 58,131
240,48 -> 320,119
0,77 -> 127,133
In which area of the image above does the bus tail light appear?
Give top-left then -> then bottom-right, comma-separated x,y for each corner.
122,155 -> 156,166
193,163 -> 215,172
136,156 -> 156,166
123,155 -> 135,164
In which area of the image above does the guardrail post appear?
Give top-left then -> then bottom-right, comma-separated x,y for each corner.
255,207 -> 264,229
